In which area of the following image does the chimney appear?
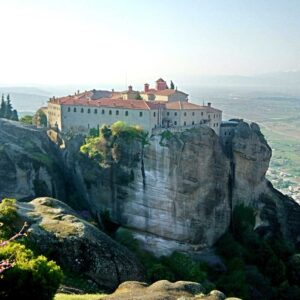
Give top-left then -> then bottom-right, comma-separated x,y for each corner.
128,85 -> 133,92
208,102 -> 211,107
144,83 -> 149,93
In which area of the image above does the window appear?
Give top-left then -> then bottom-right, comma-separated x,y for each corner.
214,114 -> 215,118
184,121 -> 186,126
87,108 -> 91,114
125,111 -> 128,116
201,112 -> 203,116
153,112 -> 156,117
73,107 -> 77,112
102,109 -> 105,114
68,107 -> 70,112
192,112 -> 195,116
94,109 -> 98,114
192,121 -> 195,125
167,112 -> 170,116
139,111 -> 143,117
174,112 -> 177,116
116,110 -> 119,115
81,108 -> 84,113
184,112 -> 187,116
109,110 -> 112,115
174,121 -> 177,125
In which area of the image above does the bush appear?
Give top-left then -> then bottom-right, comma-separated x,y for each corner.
0,242 -> 63,299
0,199 -> 18,238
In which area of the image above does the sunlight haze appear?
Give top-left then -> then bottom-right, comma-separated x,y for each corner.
1,0 -> 300,86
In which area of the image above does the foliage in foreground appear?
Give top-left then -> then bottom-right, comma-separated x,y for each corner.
0,198 -> 63,300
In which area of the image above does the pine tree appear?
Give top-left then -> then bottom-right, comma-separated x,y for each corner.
4,94 -> 13,119
0,94 -> 6,118
170,80 -> 175,90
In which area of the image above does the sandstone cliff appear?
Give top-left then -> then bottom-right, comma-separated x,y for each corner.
1,118 -> 299,256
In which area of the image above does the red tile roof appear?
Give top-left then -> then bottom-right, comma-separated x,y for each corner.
165,101 -> 221,112
57,97 -> 154,110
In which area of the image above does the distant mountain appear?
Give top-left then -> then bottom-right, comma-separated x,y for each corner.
183,71 -> 300,95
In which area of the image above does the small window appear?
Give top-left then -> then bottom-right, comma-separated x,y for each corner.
73,107 -> 77,112
174,112 -> 177,116
153,112 -> 156,117
125,111 -> 128,116
87,108 -> 91,114
94,109 -> 98,114
192,121 -> 195,125
102,109 -> 105,114
174,121 -> 177,125
214,114 -> 216,118
116,110 -> 119,115
109,110 -> 112,115
81,108 -> 84,113
201,112 -> 203,116
184,121 -> 186,126
167,112 -> 170,116
68,107 -> 71,112
192,112 -> 195,116
139,111 -> 143,117
184,112 -> 187,116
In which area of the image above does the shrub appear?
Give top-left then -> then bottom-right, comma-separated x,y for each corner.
0,242 -> 63,299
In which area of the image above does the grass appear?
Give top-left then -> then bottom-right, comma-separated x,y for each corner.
55,294 -> 106,300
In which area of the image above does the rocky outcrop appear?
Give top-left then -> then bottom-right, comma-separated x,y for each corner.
103,280 -> 241,300
16,197 -> 145,290
1,118 -> 300,255
0,119 -> 65,201
67,121 -> 300,255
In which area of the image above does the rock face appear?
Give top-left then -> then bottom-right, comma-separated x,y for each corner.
0,119 -> 65,201
16,197 -> 145,290
1,118 -> 300,255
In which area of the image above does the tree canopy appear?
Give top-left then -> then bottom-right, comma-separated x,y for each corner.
0,94 -> 18,121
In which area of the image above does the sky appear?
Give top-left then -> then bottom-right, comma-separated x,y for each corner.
0,0 -> 300,87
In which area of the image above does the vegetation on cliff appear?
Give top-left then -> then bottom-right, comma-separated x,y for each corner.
80,121 -> 149,167
215,204 -> 300,299
0,199 -> 63,299
115,204 -> 300,300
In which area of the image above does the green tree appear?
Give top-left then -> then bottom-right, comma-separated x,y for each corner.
4,94 -> 13,119
0,94 -> 6,118
170,80 -> 175,89
20,115 -> 33,125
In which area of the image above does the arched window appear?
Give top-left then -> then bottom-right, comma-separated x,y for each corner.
73,107 -> 77,112
94,109 -> 98,114
81,108 -> 84,113
109,110 -> 112,115
174,121 -> 177,125
125,111 -> 129,116
116,110 -> 119,115
139,111 -> 143,117
102,109 -> 105,114
68,107 -> 71,112
87,108 -> 91,114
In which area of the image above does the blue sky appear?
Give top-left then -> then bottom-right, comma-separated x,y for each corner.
0,0 -> 299,86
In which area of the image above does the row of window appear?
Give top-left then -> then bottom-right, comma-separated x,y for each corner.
166,111 -> 205,117
67,107 -> 144,117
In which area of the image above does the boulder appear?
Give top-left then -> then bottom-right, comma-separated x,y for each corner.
16,197 -> 145,291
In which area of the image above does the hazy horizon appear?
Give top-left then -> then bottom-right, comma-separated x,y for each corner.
1,0 -> 300,86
